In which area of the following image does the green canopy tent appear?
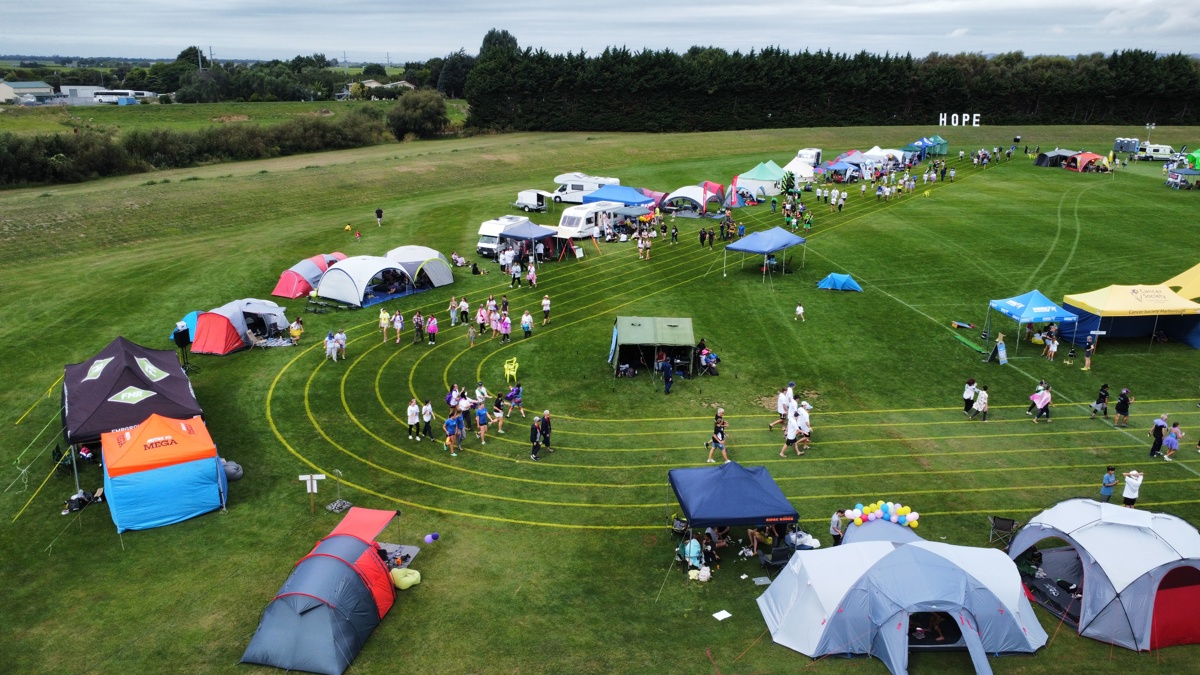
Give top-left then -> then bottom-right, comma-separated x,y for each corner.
608,316 -> 695,388
929,135 -> 949,155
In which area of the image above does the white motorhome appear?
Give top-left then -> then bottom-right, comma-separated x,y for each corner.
477,214 -> 530,258
551,172 -> 620,204
796,148 -> 823,166
1137,143 -> 1175,161
556,201 -> 623,239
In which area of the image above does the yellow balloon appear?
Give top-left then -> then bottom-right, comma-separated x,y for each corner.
909,520 -> 919,528
854,518 -> 863,526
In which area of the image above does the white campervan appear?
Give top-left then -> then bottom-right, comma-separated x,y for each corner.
796,148 -> 823,166
551,172 -> 620,204
477,214 -> 531,258
556,201 -> 623,239
1137,143 -> 1175,161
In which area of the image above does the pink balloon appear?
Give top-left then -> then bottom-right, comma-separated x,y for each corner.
890,515 -> 899,523
867,513 -> 876,521
909,512 -> 919,522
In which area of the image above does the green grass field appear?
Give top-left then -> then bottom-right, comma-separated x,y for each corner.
0,98 -> 468,136
3,124 -> 1200,674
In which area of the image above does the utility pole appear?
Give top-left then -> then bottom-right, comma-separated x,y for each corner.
387,52 -> 391,76
209,46 -> 214,68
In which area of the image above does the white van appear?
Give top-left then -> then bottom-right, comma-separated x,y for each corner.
477,215 -> 530,258
557,201 -> 623,239
796,148 -> 823,166
1137,143 -> 1175,161
551,172 -> 620,204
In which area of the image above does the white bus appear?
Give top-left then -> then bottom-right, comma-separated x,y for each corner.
94,89 -> 156,104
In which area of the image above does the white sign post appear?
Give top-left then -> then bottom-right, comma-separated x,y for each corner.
299,474 -> 326,513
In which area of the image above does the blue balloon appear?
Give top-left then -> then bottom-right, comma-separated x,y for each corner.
431,532 -> 440,541
855,503 -> 864,511
424,534 -> 434,544
898,516 -> 907,525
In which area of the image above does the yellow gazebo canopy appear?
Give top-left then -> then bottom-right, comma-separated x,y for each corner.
1164,263 -> 1200,301
1063,285 -> 1200,317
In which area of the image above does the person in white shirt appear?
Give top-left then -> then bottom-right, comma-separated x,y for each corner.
962,379 -> 978,414
458,297 -> 469,325
768,387 -> 789,432
421,400 -> 434,439
968,385 -> 989,421
830,509 -> 846,546
1122,470 -> 1144,507
796,401 -> 813,451
795,301 -> 805,322
781,410 -> 804,457
406,399 -> 421,439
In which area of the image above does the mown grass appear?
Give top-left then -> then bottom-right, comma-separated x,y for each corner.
0,98 -> 468,136
3,124 -> 1200,674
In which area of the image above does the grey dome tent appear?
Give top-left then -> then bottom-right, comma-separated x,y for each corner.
242,508 -> 399,675
384,245 -> 454,288
758,541 -> 1047,675
841,518 -> 925,548
1009,498 -> 1200,651
1034,148 -> 1078,167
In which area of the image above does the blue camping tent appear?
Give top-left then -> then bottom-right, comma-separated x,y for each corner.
723,226 -> 806,281
168,310 -> 200,344
582,184 -> 654,207
985,289 -> 1076,350
817,273 -> 863,292
668,461 -> 798,528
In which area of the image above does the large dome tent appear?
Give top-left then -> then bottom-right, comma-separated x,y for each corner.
190,298 -> 289,356
1009,498 -> 1200,651
271,251 -> 346,299
384,245 -> 454,288
317,255 -> 414,308
241,507 -> 400,675
758,541 -> 1047,675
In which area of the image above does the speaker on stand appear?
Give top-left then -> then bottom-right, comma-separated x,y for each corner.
174,322 -> 198,373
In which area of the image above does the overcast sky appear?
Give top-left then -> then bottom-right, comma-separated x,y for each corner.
8,0 -> 1198,63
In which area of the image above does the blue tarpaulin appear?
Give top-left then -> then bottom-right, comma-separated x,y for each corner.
668,461 -> 798,529
817,273 -> 863,292
582,184 -> 654,207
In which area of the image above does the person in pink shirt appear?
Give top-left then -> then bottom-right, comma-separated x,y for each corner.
499,312 -> 513,344
1031,387 -> 1053,424
426,315 -> 439,345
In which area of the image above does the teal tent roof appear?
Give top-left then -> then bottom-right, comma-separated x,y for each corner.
740,161 -> 786,181
817,273 -> 863,292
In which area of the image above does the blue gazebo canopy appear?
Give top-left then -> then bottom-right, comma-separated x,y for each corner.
668,461 -> 798,529
582,184 -> 654,207
722,226 -> 807,281
498,221 -> 557,241
989,289 -> 1078,324
726,226 -> 806,254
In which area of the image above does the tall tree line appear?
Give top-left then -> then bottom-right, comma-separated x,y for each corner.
465,40 -> 1200,130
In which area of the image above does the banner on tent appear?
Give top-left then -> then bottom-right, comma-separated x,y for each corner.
939,113 -> 981,127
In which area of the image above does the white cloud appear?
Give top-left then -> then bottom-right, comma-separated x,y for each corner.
4,0 -> 1196,61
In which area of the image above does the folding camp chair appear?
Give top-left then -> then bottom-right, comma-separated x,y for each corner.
504,357 -> 519,383
987,515 -> 1020,547
759,545 -> 792,573
246,331 -> 269,350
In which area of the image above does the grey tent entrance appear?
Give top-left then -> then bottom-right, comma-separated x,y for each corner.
608,316 -> 694,378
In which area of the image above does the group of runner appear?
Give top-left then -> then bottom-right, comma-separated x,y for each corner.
704,381 -> 815,463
